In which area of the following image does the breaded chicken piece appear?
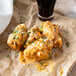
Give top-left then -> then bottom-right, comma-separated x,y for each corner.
40,21 -> 55,40
41,21 -> 62,47
7,24 -> 28,50
24,26 -> 42,47
19,38 -> 53,63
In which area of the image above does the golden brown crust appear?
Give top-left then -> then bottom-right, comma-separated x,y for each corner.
7,21 -> 62,63
7,24 -> 28,50
19,21 -> 62,63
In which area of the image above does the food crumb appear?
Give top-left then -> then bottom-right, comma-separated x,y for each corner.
40,25 -> 43,29
65,42 -> 69,47
6,54 -> 10,58
66,31 -> 68,33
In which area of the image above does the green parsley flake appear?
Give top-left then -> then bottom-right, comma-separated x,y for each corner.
57,24 -> 58,26
18,31 -> 21,34
14,30 -> 18,33
31,41 -> 35,44
27,40 -> 30,43
40,25 -> 43,29
27,32 -> 30,35
43,37 -> 46,39
16,37 -> 19,39
39,61 -> 43,65
33,30 -> 35,33
23,27 -> 25,30
6,54 -> 10,58
13,36 -> 15,39
42,41 -> 45,43
66,42 -> 69,47
28,32 -> 31,33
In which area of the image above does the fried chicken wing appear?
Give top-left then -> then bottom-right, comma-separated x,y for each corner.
24,26 -> 42,47
7,24 -> 28,50
41,21 -> 55,40
19,38 -> 53,63
41,21 -> 62,47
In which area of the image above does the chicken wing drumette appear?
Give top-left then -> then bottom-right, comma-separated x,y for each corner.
19,38 -> 53,63
7,24 -> 28,50
41,21 -> 62,47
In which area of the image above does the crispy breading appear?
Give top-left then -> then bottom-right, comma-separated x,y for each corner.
19,38 -> 53,63
24,26 -> 42,47
19,21 -> 62,63
7,21 -> 62,63
7,24 -> 28,50
41,21 -> 62,47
